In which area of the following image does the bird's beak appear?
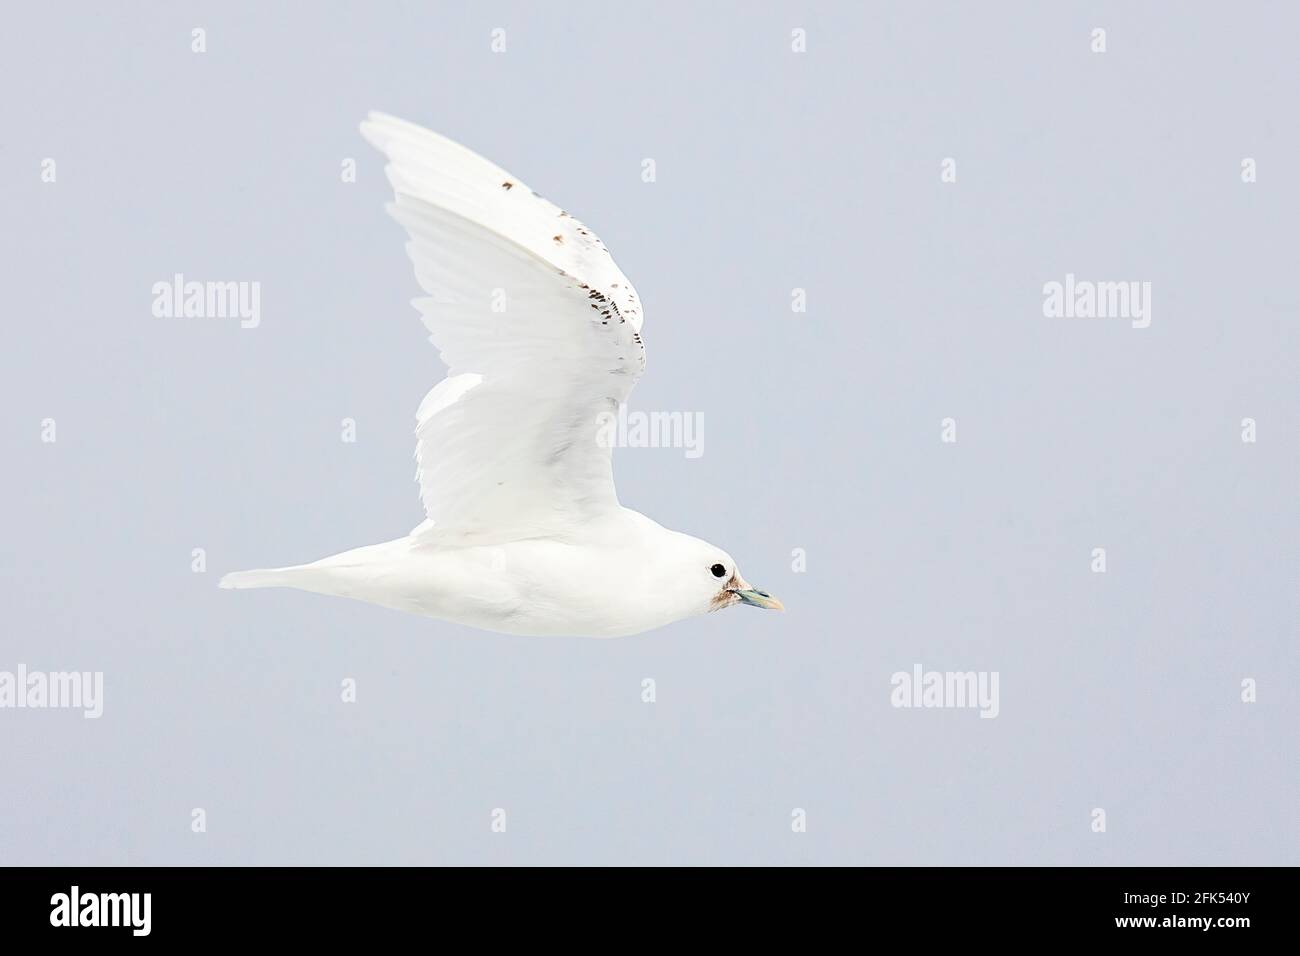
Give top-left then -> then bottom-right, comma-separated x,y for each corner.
729,587 -> 784,611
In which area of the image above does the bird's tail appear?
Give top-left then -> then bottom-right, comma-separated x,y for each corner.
218,566 -> 307,590
219,540 -> 409,596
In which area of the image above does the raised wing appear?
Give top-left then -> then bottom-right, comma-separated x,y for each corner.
359,113 -> 646,545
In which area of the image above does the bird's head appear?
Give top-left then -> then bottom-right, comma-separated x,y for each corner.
664,534 -> 784,618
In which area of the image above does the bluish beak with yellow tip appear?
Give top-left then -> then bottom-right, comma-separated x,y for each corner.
730,586 -> 784,611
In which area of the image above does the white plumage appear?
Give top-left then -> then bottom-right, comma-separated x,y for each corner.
221,113 -> 781,637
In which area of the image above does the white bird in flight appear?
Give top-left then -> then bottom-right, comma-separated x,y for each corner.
220,113 -> 783,637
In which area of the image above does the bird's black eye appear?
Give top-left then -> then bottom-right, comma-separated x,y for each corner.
710,563 -> 727,578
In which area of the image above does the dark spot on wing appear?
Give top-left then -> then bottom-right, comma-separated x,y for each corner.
501,181 -> 513,190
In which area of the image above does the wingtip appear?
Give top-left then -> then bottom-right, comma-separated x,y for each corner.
361,110 -> 416,140
360,110 -> 407,147
359,115 -> 385,148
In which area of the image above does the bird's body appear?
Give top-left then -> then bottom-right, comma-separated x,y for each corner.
224,510 -> 744,638
221,113 -> 781,637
